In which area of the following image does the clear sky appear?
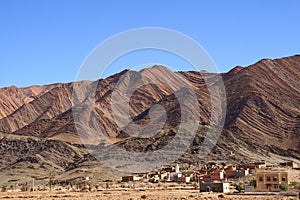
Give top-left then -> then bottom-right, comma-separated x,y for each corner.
1,0 -> 300,88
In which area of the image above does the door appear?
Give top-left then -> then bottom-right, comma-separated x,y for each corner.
206,186 -> 210,192
268,186 -> 272,192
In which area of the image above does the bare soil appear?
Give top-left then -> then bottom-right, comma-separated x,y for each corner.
0,190 -> 299,200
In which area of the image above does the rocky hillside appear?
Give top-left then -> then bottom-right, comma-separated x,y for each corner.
0,55 -> 299,184
0,84 -> 61,119
113,56 -> 300,165
0,132 -> 126,187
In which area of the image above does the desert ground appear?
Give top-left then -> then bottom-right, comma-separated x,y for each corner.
0,190 -> 299,200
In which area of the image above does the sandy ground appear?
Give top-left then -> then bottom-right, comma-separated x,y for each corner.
0,190 -> 299,200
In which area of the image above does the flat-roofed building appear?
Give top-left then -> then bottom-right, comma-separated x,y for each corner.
199,182 -> 230,193
256,170 -> 288,192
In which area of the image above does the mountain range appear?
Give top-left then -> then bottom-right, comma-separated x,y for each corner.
0,55 -> 299,185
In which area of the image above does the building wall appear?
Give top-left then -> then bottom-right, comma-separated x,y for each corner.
226,168 -> 249,178
133,176 -> 142,181
280,161 -> 299,168
122,175 -> 143,182
122,176 -> 133,182
210,170 -> 224,180
244,185 -> 254,192
256,171 -> 288,191
199,182 -> 230,193
225,170 -> 235,178
222,183 -> 230,193
235,169 -> 249,178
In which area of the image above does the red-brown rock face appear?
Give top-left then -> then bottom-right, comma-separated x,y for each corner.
0,55 -> 299,161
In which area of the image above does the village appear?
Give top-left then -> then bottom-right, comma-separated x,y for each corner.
118,160 -> 300,195
1,160 -> 300,200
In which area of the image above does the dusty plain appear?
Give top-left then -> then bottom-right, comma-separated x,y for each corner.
0,190 -> 299,200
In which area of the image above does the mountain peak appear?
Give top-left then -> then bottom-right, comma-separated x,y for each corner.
139,65 -> 171,73
228,66 -> 243,74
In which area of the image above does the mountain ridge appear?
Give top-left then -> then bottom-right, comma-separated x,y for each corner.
0,55 -> 299,184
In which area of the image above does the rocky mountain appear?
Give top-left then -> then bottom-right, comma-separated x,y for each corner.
0,55 -> 299,185
113,56 -> 300,166
0,84 -> 61,120
224,56 -> 300,151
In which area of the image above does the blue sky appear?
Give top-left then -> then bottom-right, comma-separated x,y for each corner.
1,0 -> 300,87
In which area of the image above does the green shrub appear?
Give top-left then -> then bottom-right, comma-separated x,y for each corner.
289,182 -> 300,189
250,180 -> 257,188
279,182 -> 288,191
236,185 -> 244,192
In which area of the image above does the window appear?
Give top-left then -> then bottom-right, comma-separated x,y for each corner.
282,176 -> 286,181
267,176 -> 271,181
259,176 -> 263,181
274,185 -> 277,189
273,176 -> 277,181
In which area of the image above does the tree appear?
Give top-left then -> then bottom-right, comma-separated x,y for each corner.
250,180 -> 257,188
236,185 -> 244,192
279,182 -> 288,191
